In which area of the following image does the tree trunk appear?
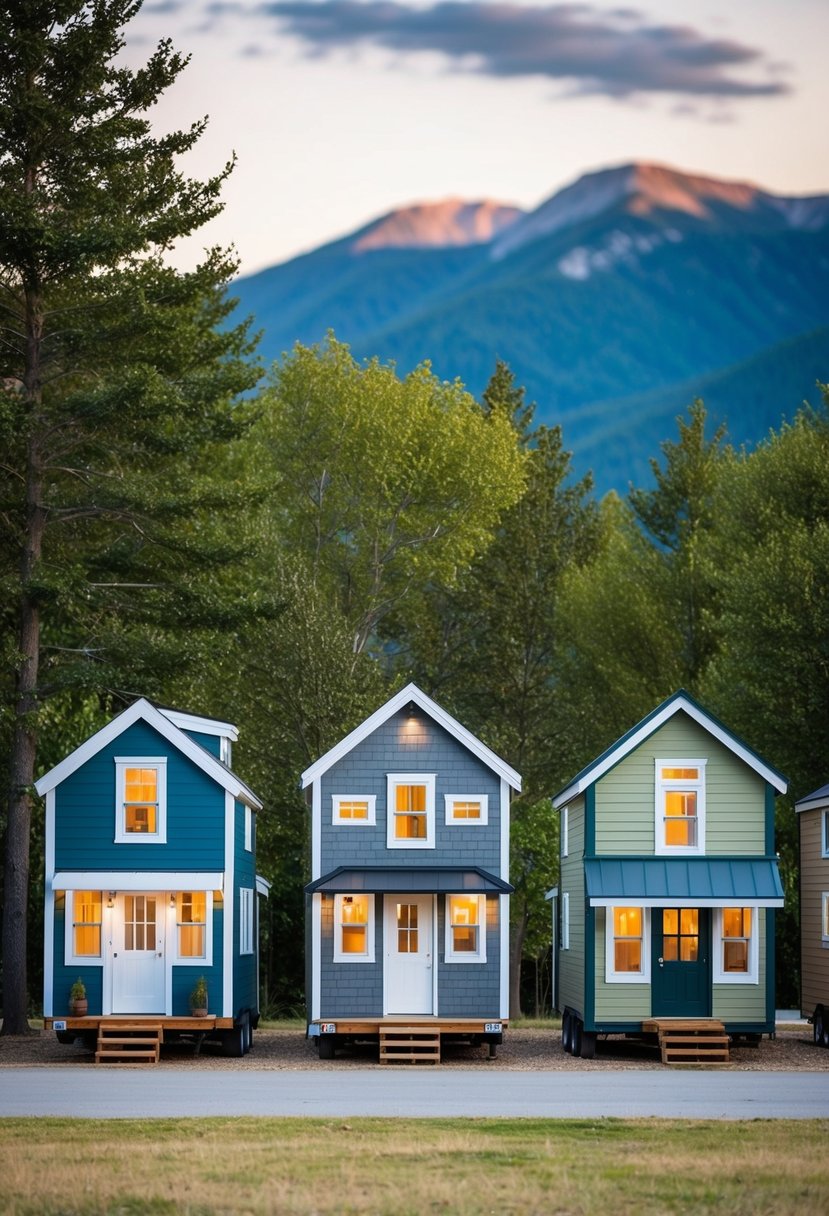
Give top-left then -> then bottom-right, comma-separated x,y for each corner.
509,904 -> 529,1020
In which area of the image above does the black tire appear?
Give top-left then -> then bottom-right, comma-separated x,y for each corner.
55,1031 -> 76,1045
240,1012 -> 252,1055
561,1010 -> 573,1054
814,1008 -> 823,1046
317,1034 -> 336,1060
221,1026 -> 245,1058
572,1018 -> 583,1059
579,1031 -> 597,1060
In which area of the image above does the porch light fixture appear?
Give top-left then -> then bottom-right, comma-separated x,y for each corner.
107,892 -> 115,908
170,892 -> 176,906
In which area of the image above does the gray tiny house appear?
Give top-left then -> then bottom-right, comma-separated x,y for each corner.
795,782 -> 829,1046
37,698 -> 268,1058
553,690 -> 787,1059
302,683 -> 520,1060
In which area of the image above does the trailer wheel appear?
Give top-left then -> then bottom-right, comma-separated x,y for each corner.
561,1010 -> 573,1054
579,1031 -> 597,1060
317,1034 -> 336,1060
221,1026 -> 245,1058
815,1007 -> 828,1048
240,1012 -> 252,1054
572,1018 -> 583,1058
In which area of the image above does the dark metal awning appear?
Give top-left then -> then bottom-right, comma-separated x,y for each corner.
584,857 -> 784,908
305,866 -> 513,895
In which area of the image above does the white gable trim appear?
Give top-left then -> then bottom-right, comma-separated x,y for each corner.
158,708 -> 239,742
553,694 -> 786,806
34,698 -> 262,810
300,683 -> 521,791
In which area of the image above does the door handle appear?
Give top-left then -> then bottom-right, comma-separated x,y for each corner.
114,952 -> 118,958
658,957 -> 664,967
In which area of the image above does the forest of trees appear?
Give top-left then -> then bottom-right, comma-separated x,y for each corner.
2,3 -> 828,1028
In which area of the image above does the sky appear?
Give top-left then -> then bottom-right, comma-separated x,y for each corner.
125,1 -> 829,275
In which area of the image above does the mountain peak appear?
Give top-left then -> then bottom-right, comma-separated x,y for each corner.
349,198 -> 524,253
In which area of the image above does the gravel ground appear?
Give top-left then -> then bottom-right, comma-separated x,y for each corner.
1,1023 -> 827,1071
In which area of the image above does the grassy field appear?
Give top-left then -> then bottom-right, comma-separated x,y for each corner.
0,1117 -> 827,1215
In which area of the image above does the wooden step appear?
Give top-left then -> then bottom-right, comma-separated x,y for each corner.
379,1027 -> 441,1065
649,1018 -> 730,1065
95,1022 -> 163,1065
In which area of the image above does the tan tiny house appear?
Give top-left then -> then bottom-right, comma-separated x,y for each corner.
795,782 -> 829,1046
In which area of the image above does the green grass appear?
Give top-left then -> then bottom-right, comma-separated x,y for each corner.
0,1117 -> 826,1214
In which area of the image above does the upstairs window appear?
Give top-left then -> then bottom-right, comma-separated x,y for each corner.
606,905 -> 650,983
445,795 -> 488,826
445,895 -> 486,962
714,907 -> 758,983
115,758 -> 167,844
387,774 -> 435,849
333,893 -> 374,962
655,760 -> 706,854
332,795 -> 376,826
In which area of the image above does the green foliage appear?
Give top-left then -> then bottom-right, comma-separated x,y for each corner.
189,976 -> 208,1010
69,976 -> 85,1002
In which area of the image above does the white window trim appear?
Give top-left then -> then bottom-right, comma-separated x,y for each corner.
823,811 -> 829,859
64,889 -> 104,967
445,894 -> 487,963
444,794 -> 488,826
821,892 -> 829,945
333,893 -> 375,963
114,757 -> 167,844
386,773 -> 436,850
560,892 -> 570,950
173,891 -> 214,966
239,887 -> 254,955
654,758 -> 706,856
713,907 -> 759,984
561,805 -> 569,857
244,805 -> 253,852
605,905 -> 651,984
332,794 -> 377,826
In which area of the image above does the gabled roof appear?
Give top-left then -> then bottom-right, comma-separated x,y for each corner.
795,782 -> 829,813
300,682 -> 522,791
34,698 -> 262,810
553,689 -> 787,807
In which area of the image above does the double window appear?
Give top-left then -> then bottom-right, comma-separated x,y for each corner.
387,774 -> 436,849
655,760 -> 706,854
333,893 -> 375,962
445,895 -> 486,962
606,905 -> 650,983
114,758 -> 167,843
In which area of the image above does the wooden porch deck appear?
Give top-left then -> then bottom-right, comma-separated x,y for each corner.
641,1018 -> 730,1064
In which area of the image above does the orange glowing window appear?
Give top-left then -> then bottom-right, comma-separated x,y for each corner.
73,890 -> 102,957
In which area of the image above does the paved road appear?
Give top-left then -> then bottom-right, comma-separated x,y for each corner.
0,1068 -> 826,1119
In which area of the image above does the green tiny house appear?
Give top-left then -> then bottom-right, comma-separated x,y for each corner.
552,690 -> 787,1059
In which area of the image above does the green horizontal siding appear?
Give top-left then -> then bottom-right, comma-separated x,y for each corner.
558,795 -> 585,1015
593,908 -> 651,1022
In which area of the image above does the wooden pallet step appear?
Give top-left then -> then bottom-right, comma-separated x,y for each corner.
96,1022 -> 163,1065
379,1028 -> 441,1065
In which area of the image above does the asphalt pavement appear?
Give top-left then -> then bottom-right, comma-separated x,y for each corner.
0,1067 -> 826,1119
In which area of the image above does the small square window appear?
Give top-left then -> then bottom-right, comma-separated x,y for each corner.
445,895 -> 486,962
333,795 -> 376,826
445,795 -> 488,825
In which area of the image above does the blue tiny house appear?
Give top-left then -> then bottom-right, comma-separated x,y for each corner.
302,683 -> 521,1059
37,698 -> 267,1056
553,690 -> 787,1060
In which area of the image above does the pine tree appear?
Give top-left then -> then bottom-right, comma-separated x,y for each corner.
0,1 -> 260,1031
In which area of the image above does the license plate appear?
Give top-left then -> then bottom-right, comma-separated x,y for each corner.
484,1022 -> 502,1033
320,1023 -> 337,1034
53,1020 -> 67,1030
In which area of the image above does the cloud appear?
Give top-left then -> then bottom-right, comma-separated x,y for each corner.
249,2 -> 789,99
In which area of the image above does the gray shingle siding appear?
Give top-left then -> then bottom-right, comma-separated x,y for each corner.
437,896 -> 501,1016
319,893 -> 383,1017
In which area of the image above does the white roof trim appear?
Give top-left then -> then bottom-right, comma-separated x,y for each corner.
159,708 -> 239,742
553,694 -> 786,806
255,874 -> 272,898
34,698 -> 262,809
795,791 -> 829,814
300,682 -> 521,791
51,871 -> 224,892
589,896 -> 784,909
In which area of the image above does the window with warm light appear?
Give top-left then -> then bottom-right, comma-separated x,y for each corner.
655,760 -> 706,854
333,893 -> 374,962
176,891 -> 207,959
114,757 -> 167,843
72,890 -> 102,957
444,795 -> 488,825
332,795 -> 376,826
714,906 -> 758,982
605,905 -> 649,982
387,774 -> 435,849
445,894 -> 486,962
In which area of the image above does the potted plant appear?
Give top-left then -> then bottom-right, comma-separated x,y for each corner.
69,977 -> 87,1017
190,976 -> 208,1017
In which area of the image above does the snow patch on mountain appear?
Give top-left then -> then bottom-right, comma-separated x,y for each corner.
558,227 -> 684,280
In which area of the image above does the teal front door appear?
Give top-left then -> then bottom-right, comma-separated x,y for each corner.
651,908 -> 710,1017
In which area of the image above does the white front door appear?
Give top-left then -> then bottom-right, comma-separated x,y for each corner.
384,895 -> 434,1015
112,893 -> 165,1013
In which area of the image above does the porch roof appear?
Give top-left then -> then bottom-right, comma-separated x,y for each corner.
305,865 -> 513,895
584,857 -> 784,908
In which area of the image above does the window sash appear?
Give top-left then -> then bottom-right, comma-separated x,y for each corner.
334,894 -> 374,962
445,895 -> 486,962
386,774 -> 436,849
114,757 -> 167,843
73,890 -> 103,957
606,905 -> 649,982
177,891 -> 207,959
714,907 -> 758,983
333,795 -> 377,825
655,760 -> 705,854
444,795 -> 489,825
